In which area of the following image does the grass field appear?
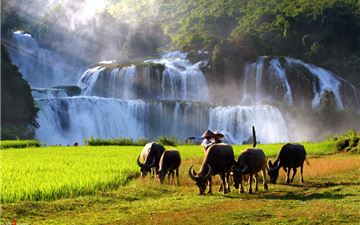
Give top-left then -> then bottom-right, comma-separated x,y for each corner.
1,142 -> 360,224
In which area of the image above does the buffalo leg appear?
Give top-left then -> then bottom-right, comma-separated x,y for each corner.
220,173 -> 228,194
208,177 -> 213,194
254,173 -> 259,192
291,168 -> 297,182
219,177 -> 223,192
286,167 -> 291,183
248,174 -> 253,194
167,171 -> 171,183
300,164 -> 304,183
261,168 -> 268,190
240,175 -> 244,193
226,172 -> 231,193
175,168 -> 179,186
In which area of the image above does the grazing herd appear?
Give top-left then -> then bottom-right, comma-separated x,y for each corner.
136,131 -> 308,195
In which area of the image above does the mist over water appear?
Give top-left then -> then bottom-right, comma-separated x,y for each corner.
5,1 -> 360,145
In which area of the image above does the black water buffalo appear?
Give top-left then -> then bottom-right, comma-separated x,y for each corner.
157,150 -> 181,185
189,143 -> 235,195
268,143 -> 307,184
232,148 -> 268,194
137,142 -> 166,177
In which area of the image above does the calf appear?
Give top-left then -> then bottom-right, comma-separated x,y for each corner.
268,143 -> 307,184
157,150 -> 181,185
232,148 -> 268,194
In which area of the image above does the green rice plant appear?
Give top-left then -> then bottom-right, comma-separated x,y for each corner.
0,146 -> 142,203
0,140 -> 40,149
0,141 -> 335,203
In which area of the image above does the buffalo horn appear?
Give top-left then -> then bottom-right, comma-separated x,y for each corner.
188,165 -> 198,181
274,160 -> 281,170
202,164 -> 212,181
137,155 -> 143,167
269,160 -> 281,172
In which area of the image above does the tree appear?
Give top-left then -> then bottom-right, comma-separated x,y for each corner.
1,45 -> 39,139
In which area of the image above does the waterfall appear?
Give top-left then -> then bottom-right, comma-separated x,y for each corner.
269,58 -> 293,105
285,57 -> 344,109
78,51 -> 210,101
32,88 -> 68,99
7,31 -> 78,87
35,97 -> 211,145
241,56 -> 360,111
209,105 -> 289,144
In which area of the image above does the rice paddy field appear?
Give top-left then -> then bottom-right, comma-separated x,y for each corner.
1,142 -> 359,224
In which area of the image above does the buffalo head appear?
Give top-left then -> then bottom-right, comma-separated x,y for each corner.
232,165 -> 248,189
188,164 -> 212,195
268,160 -> 281,184
137,155 -> 155,177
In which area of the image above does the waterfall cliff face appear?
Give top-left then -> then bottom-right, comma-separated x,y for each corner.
241,56 -> 360,111
77,52 -> 209,101
209,105 -> 289,144
7,31 -> 79,87
9,31 -> 359,145
35,97 -> 210,145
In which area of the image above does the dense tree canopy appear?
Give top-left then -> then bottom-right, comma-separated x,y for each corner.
1,45 -> 38,139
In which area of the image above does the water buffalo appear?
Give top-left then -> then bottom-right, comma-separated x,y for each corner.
232,148 -> 268,194
137,142 -> 165,177
189,143 -> 235,195
157,150 -> 181,185
268,143 -> 307,184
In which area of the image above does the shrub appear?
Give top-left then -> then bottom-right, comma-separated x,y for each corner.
0,140 -> 40,149
155,136 -> 181,147
334,139 -> 350,152
87,137 -> 150,146
333,129 -> 359,153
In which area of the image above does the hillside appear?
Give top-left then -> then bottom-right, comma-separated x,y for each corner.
108,0 -> 360,87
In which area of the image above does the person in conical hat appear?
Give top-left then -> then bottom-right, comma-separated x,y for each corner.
212,131 -> 224,144
201,130 -> 214,151
201,130 -> 214,139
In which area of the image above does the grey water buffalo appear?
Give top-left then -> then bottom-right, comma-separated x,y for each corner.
232,148 -> 268,194
157,150 -> 181,185
137,142 -> 166,177
189,143 -> 235,195
268,143 -> 307,184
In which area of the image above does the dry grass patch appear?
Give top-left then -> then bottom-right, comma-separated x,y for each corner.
274,154 -> 360,183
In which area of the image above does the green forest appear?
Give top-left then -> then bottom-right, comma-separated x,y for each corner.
108,0 -> 360,86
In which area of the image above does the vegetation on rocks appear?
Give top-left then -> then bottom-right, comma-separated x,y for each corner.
1,45 -> 38,140
333,129 -> 360,153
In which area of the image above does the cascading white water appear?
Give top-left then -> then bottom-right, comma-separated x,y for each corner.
241,56 -> 360,111
35,97 -> 146,145
78,51 -> 210,101
285,57 -> 344,109
242,57 -> 266,105
7,30 -> 294,144
35,97 -> 211,145
32,88 -> 68,99
269,58 -> 293,105
209,105 -> 289,144
77,66 -> 106,96
7,31 -> 78,87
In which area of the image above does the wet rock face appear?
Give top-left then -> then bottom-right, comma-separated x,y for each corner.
241,56 -> 360,112
77,52 -> 210,102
